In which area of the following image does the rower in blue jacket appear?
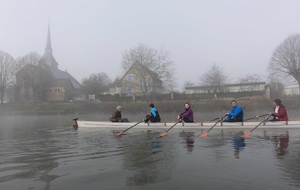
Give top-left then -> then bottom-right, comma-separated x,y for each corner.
225,100 -> 244,122
144,103 -> 161,123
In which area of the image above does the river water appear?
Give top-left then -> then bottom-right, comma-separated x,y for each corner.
1,115 -> 300,190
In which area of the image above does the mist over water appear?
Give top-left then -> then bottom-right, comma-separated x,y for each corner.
0,115 -> 300,190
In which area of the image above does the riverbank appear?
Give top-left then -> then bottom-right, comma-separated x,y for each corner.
0,97 -> 299,116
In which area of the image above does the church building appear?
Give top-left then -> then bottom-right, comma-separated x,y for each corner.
16,25 -> 81,103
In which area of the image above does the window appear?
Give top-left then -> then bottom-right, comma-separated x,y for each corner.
128,87 -> 132,94
127,75 -> 133,81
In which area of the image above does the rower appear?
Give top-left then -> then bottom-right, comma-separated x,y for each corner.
269,98 -> 288,122
109,105 -> 129,122
144,103 -> 161,123
224,100 -> 244,122
177,102 -> 194,123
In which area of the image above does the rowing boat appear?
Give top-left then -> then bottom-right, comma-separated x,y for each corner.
74,119 -> 300,129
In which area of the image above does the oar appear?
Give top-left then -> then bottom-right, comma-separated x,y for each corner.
159,119 -> 182,137
242,114 -> 272,137
115,120 -> 144,136
210,117 -> 220,122
244,114 -> 269,121
115,116 -> 150,136
199,114 -> 228,138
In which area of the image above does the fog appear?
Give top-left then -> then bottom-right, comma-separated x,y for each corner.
1,0 -> 300,90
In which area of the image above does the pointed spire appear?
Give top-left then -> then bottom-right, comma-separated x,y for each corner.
45,23 -> 52,54
40,22 -> 58,69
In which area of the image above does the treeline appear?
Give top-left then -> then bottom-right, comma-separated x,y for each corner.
96,91 -> 265,103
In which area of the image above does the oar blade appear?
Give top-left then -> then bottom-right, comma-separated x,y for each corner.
115,132 -> 123,136
159,131 -> 167,137
242,132 -> 251,137
199,132 -> 208,138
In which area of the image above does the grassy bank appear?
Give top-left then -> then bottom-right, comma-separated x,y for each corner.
0,97 -> 299,115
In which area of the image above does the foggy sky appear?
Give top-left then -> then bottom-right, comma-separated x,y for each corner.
1,0 -> 300,90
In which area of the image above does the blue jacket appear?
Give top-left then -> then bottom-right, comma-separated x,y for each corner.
150,107 -> 160,119
226,105 -> 244,121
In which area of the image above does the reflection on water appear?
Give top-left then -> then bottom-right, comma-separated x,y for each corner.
261,130 -> 300,187
116,131 -> 174,186
0,116 -> 74,190
232,131 -> 246,159
262,130 -> 290,157
179,131 -> 195,153
274,132 -> 289,156
1,116 -> 300,190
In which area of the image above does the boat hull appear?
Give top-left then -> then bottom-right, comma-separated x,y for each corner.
75,120 -> 300,129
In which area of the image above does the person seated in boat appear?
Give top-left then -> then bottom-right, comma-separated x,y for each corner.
109,105 -> 129,122
177,102 -> 194,122
144,103 -> 161,123
269,98 -> 288,121
224,100 -> 244,122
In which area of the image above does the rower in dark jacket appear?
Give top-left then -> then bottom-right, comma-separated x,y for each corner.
270,98 -> 288,121
178,102 -> 194,122
109,105 -> 129,122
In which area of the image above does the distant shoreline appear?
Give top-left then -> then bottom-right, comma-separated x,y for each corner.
0,97 -> 299,116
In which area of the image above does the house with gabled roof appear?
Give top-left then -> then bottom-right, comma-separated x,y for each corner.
110,63 -> 164,96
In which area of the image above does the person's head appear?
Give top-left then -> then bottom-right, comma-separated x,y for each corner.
184,102 -> 190,109
149,103 -> 154,108
273,98 -> 282,106
116,105 -> 122,111
231,100 -> 237,107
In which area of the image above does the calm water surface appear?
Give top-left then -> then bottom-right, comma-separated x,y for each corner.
0,115 -> 300,190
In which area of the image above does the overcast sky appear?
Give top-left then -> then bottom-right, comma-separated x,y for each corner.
1,0 -> 300,90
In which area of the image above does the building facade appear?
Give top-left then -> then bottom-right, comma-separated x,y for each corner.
110,63 -> 164,96
185,82 -> 266,94
284,83 -> 300,96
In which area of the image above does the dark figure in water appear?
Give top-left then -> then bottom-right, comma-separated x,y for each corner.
144,103 -> 161,123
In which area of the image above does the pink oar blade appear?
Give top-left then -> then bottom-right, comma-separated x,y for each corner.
242,132 -> 251,137
115,132 -> 123,136
159,131 -> 167,137
199,132 -> 208,138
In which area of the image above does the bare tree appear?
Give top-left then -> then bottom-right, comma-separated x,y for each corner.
0,51 -> 15,104
121,44 -> 175,96
81,73 -> 112,98
183,81 -> 194,92
269,81 -> 284,98
184,81 -> 195,87
269,34 -> 300,92
199,64 -> 227,93
16,52 -> 52,103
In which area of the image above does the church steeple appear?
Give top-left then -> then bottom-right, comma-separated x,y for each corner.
40,23 -> 58,69
45,23 -> 52,54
